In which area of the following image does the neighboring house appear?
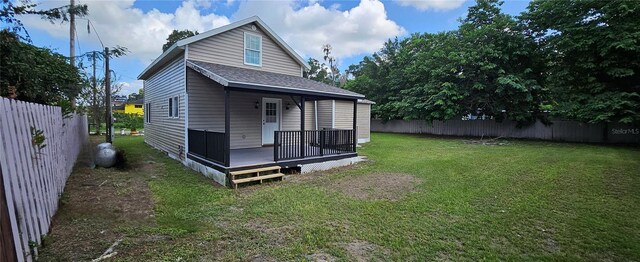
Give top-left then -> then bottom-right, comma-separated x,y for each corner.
138,16 -> 370,187
113,98 -> 144,116
111,95 -> 127,106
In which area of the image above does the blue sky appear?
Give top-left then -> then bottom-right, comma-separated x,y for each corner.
21,0 -> 531,95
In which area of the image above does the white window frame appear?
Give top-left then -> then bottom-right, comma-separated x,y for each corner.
243,32 -> 262,67
168,96 -> 179,118
145,103 -> 151,123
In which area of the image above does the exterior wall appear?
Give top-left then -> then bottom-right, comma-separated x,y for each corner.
188,69 -> 224,131
334,100 -> 354,129
144,56 -> 186,158
187,70 -> 302,149
124,103 -> 144,115
315,99 -> 371,142
316,100 -> 333,129
304,101 -> 316,130
188,22 -> 302,76
357,103 -> 371,143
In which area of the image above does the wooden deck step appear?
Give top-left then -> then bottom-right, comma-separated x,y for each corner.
230,166 -> 281,176
232,173 -> 284,184
232,173 -> 284,189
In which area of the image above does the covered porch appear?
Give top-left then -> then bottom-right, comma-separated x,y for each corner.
185,60 -> 363,172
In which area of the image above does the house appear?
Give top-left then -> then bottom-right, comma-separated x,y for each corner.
111,95 -> 127,106
138,16 -> 372,187
113,98 -> 144,116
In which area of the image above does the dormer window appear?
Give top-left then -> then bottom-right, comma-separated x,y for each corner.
244,32 -> 262,66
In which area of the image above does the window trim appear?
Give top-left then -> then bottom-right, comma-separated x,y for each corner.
168,96 -> 179,118
243,32 -> 262,67
145,103 -> 151,123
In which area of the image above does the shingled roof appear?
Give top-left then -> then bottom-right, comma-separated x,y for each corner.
187,60 -> 364,99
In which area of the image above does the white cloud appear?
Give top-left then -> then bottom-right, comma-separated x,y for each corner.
233,0 -> 405,60
395,0 -> 466,11
21,0 -> 230,65
116,80 -> 143,96
21,0 -> 404,69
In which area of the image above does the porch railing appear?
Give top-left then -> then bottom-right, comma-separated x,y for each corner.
274,129 -> 355,161
188,129 -> 225,165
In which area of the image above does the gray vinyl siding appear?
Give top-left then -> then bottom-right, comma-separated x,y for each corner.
357,103 -> 371,140
187,22 -> 302,77
144,56 -> 185,158
304,101 -> 316,130
187,71 -> 301,149
187,68 -> 224,131
317,100 -> 333,129
334,100 -> 354,129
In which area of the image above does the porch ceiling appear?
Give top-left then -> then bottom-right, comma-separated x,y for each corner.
186,60 -> 364,100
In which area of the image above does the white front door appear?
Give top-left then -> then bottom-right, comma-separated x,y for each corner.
262,98 -> 281,145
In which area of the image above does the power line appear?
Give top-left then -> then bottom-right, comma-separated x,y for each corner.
77,18 -> 104,48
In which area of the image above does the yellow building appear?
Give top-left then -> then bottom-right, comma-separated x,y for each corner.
113,98 -> 144,115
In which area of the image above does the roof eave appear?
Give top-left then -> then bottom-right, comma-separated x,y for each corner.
227,81 -> 364,100
138,44 -> 185,80
251,17 -> 310,71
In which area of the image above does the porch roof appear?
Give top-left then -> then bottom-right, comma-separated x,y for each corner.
187,60 -> 365,100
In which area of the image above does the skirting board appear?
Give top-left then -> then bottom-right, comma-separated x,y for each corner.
185,158 -> 227,186
300,156 -> 366,173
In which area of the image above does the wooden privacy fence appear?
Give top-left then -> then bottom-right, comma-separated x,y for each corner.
0,97 -> 88,262
372,119 -> 640,144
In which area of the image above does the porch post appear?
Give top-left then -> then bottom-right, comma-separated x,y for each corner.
300,95 -> 305,158
224,88 -> 231,167
353,99 -> 357,152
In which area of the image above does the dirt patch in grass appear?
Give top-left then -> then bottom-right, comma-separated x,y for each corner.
306,252 -> 337,262
342,240 -> 390,261
244,219 -> 295,246
327,172 -> 421,201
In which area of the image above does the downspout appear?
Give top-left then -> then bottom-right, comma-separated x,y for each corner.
183,45 -> 189,162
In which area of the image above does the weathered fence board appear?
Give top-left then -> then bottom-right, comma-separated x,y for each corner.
0,97 -> 88,261
372,119 -> 640,144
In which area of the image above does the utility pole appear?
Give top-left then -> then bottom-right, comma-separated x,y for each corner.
69,0 -> 76,107
92,51 -> 98,135
104,47 -> 112,143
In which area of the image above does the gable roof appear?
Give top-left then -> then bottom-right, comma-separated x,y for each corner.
187,60 -> 363,99
138,16 -> 309,80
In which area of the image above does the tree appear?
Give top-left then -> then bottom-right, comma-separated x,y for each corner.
345,0 -> 547,124
127,88 -> 143,102
521,0 -> 640,123
303,58 -> 331,84
77,75 -> 124,135
1,0 -> 88,41
162,29 -> 198,52
0,30 -> 83,104
322,44 -> 341,86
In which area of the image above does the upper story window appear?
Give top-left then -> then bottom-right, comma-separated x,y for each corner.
244,32 -> 262,66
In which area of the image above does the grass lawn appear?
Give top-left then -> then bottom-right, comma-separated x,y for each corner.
39,133 -> 640,261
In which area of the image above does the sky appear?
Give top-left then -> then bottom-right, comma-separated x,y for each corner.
19,0 -> 531,95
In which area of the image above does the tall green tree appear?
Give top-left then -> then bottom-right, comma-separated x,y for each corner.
0,30 -> 83,104
347,0 -> 546,124
303,58 -> 331,84
162,29 -> 198,52
521,0 -> 640,123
